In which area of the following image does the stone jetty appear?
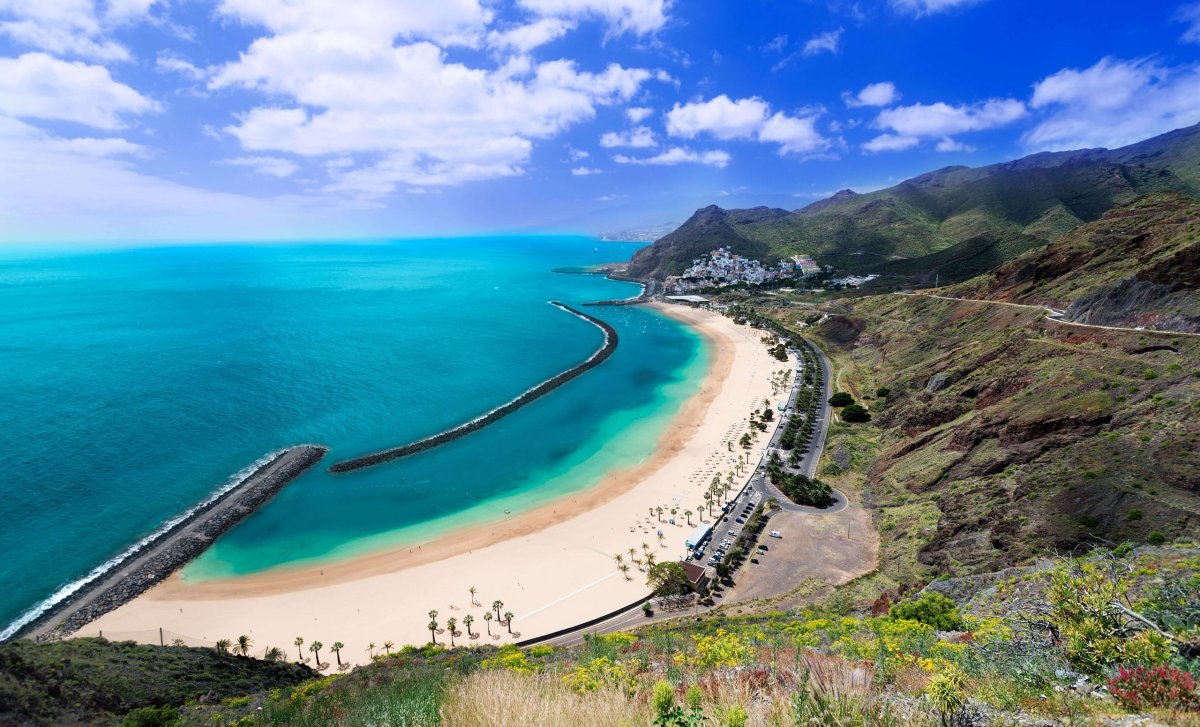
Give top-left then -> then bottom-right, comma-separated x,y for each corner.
328,302 -> 618,473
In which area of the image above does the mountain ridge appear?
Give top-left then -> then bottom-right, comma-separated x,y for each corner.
628,123 -> 1200,282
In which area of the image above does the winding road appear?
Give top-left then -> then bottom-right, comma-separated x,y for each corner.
899,291 -> 1200,338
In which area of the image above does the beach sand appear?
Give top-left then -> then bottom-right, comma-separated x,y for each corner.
81,303 -> 792,665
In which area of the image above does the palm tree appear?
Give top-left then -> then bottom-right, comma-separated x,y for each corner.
613,553 -> 623,565
504,612 -> 514,634
645,552 -> 657,568
657,532 -> 666,547
469,585 -> 478,605
618,563 -> 631,580
463,614 -> 474,638
648,507 -> 654,517
263,646 -> 284,662
383,640 -> 394,655
627,547 -> 637,559
428,618 -> 439,644
331,641 -> 344,667
428,608 -> 439,622
447,617 -> 459,646
704,491 -> 713,514
483,611 -> 493,636
367,642 -> 376,658
698,502 -> 706,521
214,638 -> 231,656
235,634 -> 252,657
309,641 -> 323,667
294,636 -> 305,662
655,506 -> 664,521
684,509 -> 693,525
492,600 -> 504,621
641,542 -> 650,553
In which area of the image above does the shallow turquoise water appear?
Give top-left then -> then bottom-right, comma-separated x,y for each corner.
0,239 -> 705,633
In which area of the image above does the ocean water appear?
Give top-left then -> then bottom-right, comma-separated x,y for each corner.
0,238 -> 706,634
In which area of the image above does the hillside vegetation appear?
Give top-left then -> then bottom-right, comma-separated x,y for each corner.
628,123 -> 1200,283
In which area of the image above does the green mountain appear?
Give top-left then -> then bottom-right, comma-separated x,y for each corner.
746,195 -> 1200,585
628,123 -> 1200,283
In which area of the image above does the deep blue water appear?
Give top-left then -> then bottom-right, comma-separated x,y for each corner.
0,239 -> 705,635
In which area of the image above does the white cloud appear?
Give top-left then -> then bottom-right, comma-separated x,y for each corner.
208,8 -> 664,198
0,52 -> 158,129
566,145 -> 589,160
666,94 -> 831,156
758,112 -> 828,154
599,125 -> 655,148
613,146 -> 730,167
571,165 -> 601,175
155,51 -> 206,80
487,17 -> 573,51
862,133 -> 918,153
762,34 -> 787,53
1177,3 -> 1200,43
871,97 -> 1023,150
844,81 -> 898,107
891,0 -> 985,16
0,116 -> 332,242
517,0 -> 669,35
0,0 -> 159,61
802,28 -> 842,56
223,155 -> 301,177
1024,57 -> 1200,151
625,105 -> 653,123
667,95 -> 770,140
216,0 -> 492,46
935,137 -> 974,152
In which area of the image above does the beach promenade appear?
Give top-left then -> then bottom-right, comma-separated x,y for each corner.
80,305 -> 793,666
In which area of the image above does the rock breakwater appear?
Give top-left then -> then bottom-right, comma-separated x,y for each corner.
328,302 -> 618,473
17,445 -> 327,640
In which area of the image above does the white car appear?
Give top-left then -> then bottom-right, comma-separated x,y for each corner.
768,530 -> 782,538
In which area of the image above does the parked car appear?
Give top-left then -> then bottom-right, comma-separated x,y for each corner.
757,544 -> 768,552
735,517 -> 745,524
769,530 -> 782,538
750,558 -> 760,564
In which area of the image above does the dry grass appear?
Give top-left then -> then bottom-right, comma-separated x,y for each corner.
439,670 -> 654,727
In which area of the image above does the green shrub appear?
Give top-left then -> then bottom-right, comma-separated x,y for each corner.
1148,531 -> 1166,545
119,706 -> 180,727
828,391 -> 854,407
888,592 -> 965,631
840,404 -> 871,423
876,387 -> 891,398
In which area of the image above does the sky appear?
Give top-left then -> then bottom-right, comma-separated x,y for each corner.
2,0 -> 1199,243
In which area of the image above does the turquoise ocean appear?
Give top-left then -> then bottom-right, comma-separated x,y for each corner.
0,238 -> 707,637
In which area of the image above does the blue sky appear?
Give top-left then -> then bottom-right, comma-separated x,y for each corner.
2,0 -> 1199,243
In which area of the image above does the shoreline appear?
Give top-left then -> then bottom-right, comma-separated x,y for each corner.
16,445 -> 327,641
329,302 -> 617,473
81,304 -> 793,662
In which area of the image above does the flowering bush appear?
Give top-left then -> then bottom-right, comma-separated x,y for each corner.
1107,664 -> 1200,712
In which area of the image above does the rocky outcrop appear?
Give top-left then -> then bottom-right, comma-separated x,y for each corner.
1064,276 -> 1200,333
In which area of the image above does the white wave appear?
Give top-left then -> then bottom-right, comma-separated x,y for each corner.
0,448 -> 289,642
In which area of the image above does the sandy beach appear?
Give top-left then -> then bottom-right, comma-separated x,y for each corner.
82,303 -> 793,666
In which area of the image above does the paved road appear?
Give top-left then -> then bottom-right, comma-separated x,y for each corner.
522,334 -> 841,647
898,292 -> 1200,338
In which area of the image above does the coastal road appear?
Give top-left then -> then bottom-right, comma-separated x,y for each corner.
522,333 -> 840,647
897,291 -> 1200,338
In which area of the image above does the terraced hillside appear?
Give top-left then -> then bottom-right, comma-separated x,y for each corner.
629,123 -> 1200,283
